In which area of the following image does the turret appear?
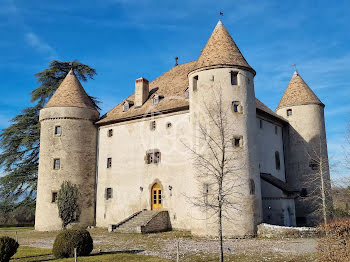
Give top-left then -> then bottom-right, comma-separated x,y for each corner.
276,71 -> 330,226
35,69 -> 99,231
188,20 -> 262,237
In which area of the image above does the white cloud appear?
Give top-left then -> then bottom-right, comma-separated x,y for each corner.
25,32 -> 57,59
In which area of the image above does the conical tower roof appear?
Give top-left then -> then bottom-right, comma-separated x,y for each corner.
44,69 -> 97,110
276,71 -> 324,110
193,20 -> 255,74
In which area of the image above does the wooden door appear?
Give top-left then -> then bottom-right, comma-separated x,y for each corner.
151,183 -> 162,210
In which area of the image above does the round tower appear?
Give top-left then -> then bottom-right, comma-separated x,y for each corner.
35,69 -> 99,231
188,20 -> 262,237
276,71 -> 330,226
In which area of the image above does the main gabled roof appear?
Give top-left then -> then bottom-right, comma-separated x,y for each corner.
96,61 -> 283,125
44,69 -> 97,110
193,20 -> 255,74
276,71 -> 324,110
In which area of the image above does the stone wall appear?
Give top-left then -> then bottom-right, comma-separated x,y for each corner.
257,223 -> 318,238
141,211 -> 170,233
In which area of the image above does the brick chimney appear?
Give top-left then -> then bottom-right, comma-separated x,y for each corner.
135,77 -> 149,107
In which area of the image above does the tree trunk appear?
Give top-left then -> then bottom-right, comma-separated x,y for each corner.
218,205 -> 224,262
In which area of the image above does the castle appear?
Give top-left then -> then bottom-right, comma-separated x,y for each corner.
35,20 -> 330,237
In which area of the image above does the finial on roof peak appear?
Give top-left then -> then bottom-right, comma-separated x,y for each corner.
292,64 -> 298,75
215,19 -> 223,28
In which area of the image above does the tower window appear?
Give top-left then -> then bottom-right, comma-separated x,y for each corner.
275,126 -> 278,135
54,126 -> 61,136
249,179 -> 255,195
166,122 -> 172,129
232,101 -> 242,113
107,129 -> 113,137
287,109 -> 292,116
150,121 -> 156,131
105,188 -> 113,200
230,71 -> 238,85
300,188 -> 308,197
259,119 -> 263,129
233,137 -> 243,148
107,158 -> 112,168
275,151 -> 281,170
309,160 -> 318,170
51,192 -> 58,203
193,75 -> 198,91
53,159 -> 60,170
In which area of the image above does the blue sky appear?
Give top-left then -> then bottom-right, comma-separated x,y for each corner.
0,0 -> 349,180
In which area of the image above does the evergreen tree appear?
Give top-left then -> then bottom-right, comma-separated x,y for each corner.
57,181 -> 80,228
0,60 -> 98,208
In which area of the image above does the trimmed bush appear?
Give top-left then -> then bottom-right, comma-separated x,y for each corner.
0,236 -> 19,262
52,228 -> 93,258
318,219 -> 350,261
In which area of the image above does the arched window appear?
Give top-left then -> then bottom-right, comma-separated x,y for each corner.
275,151 -> 281,170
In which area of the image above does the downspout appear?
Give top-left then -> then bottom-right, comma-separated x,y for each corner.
94,127 -> 100,225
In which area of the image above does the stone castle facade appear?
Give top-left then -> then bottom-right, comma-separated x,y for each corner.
35,21 -> 330,237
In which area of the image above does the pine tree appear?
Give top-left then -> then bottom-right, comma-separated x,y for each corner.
57,181 -> 80,228
0,60 -> 98,209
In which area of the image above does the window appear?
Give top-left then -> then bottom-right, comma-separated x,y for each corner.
150,121 -> 156,131
107,158 -> 112,168
233,137 -> 243,148
146,151 -> 161,164
232,101 -> 242,113
166,122 -> 172,129
259,119 -> 263,129
105,188 -> 113,200
300,188 -> 308,197
53,159 -> 60,170
230,71 -> 238,85
55,126 -> 61,136
193,75 -> 198,91
249,179 -> 255,195
275,126 -> 278,135
123,102 -> 129,112
152,95 -> 159,105
211,75 -> 214,81
309,160 -> 318,170
51,192 -> 58,203
107,129 -> 113,137
287,109 -> 292,116
275,151 -> 281,170
185,88 -> 189,99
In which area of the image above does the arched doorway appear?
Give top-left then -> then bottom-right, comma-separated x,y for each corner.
151,183 -> 162,210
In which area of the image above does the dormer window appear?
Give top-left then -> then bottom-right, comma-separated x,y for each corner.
153,95 -> 159,105
123,100 -> 134,112
230,71 -> 238,85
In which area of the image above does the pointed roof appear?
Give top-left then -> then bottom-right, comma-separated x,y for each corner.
44,69 -> 97,110
193,20 -> 255,74
276,71 -> 324,110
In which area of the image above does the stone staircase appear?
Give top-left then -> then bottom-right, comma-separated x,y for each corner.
108,210 -> 170,234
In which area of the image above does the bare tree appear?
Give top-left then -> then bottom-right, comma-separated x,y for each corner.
302,136 -> 332,226
185,88 -> 246,262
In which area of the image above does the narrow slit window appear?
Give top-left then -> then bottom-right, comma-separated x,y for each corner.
105,188 -> 113,200
53,159 -> 60,170
107,158 -> 112,168
55,126 -> 61,136
193,75 -> 198,91
287,109 -> 292,116
275,151 -> 281,170
51,192 -> 58,203
275,126 -> 278,135
230,71 -> 238,85
249,179 -> 255,195
259,119 -> 263,129
108,129 -> 113,137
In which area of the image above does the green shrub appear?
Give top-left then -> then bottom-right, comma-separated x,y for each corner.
0,236 -> 19,262
318,218 -> 350,261
52,228 -> 93,258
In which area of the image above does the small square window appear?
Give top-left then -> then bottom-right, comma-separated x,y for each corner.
300,188 -> 308,197
287,109 -> 292,116
166,122 -> 172,129
107,158 -> 112,168
106,188 -> 113,200
232,101 -> 242,113
233,137 -> 243,148
51,192 -> 58,203
107,129 -> 113,137
150,121 -> 156,131
55,126 -> 61,135
53,159 -> 60,170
